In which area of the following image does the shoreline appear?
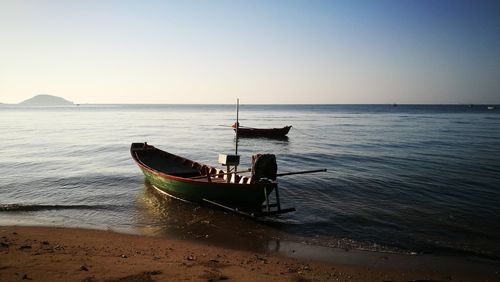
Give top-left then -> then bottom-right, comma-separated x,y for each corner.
1,226 -> 498,281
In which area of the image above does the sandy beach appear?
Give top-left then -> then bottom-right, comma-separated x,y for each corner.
1,226 -> 498,282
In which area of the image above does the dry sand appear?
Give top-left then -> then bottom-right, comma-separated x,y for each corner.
0,226 -> 498,281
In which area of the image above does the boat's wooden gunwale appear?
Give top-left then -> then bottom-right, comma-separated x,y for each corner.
131,150 -> 261,189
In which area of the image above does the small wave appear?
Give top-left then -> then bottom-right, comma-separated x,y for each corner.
483,116 -> 500,120
0,204 -> 111,212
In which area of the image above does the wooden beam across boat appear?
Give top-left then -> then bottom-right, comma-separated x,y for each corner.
202,198 -> 296,218
202,198 -> 257,218
276,169 -> 327,177
252,208 -> 296,217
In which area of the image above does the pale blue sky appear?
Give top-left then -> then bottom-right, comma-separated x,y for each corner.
1,0 -> 499,104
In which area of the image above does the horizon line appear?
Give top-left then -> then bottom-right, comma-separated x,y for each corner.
1,102 -> 498,106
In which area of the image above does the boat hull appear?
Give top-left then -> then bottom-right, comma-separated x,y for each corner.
131,143 -> 275,210
235,126 -> 292,138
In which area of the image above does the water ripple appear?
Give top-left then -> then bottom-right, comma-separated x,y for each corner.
1,104 -> 499,259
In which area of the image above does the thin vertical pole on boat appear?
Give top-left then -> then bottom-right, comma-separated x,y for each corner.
264,185 -> 270,212
235,98 -> 239,174
274,184 -> 281,211
235,98 -> 239,155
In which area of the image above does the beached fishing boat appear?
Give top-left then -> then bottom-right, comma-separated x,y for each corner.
130,142 -> 307,217
232,123 -> 292,138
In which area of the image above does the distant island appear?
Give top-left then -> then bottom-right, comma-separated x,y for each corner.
19,94 -> 73,106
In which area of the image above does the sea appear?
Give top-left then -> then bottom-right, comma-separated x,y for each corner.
1,104 -> 499,261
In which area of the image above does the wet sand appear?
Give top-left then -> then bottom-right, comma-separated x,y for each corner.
1,226 -> 499,281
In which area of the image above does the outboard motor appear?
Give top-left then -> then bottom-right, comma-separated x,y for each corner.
251,154 -> 277,183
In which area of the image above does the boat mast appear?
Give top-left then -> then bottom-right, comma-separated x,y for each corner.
235,98 -> 239,155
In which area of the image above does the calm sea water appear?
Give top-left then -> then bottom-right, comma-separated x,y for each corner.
1,104 -> 499,259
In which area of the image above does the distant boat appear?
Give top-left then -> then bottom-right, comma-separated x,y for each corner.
488,106 -> 495,110
232,123 -> 292,138
231,100 -> 292,138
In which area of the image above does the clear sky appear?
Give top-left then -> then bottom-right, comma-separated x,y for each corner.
1,0 -> 499,104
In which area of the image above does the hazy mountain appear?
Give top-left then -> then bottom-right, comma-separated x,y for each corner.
19,94 -> 73,106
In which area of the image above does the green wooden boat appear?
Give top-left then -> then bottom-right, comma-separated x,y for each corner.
131,142 -> 293,215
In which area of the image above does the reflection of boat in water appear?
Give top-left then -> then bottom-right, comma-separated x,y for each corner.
138,180 -> 283,252
131,142 -> 300,217
232,123 -> 292,138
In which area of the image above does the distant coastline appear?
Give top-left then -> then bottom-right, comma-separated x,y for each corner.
18,94 -> 73,106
